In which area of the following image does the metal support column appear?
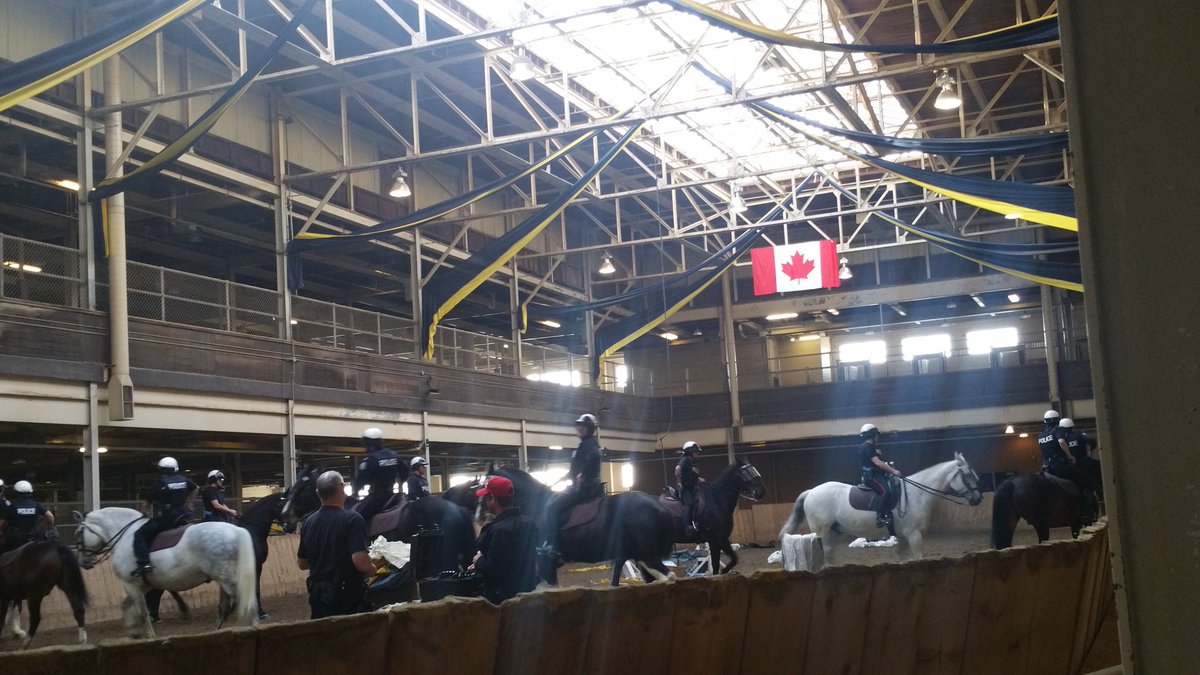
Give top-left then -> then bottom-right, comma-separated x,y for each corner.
518,419 -> 530,471
271,92 -> 298,489
103,57 -> 134,421
412,229 -> 425,359
81,383 -> 101,511
1040,283 -> 1063,412
510,273 -> 523,377
1061,1 -> 1200,670
720,273 -> 741,461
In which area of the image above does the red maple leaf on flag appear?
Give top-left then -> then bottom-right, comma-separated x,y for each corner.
780,251 -> 816,280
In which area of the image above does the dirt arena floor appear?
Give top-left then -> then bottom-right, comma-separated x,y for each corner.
5,526 -> 1068,651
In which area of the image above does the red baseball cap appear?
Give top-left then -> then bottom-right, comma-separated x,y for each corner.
476,476 -> 515,498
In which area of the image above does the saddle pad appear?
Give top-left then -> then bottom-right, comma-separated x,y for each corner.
150,524 -> 194,552
368,504 -> 407,539
848,485 -> 883,512
563,498 -> 603,530
0,542 -> 32,568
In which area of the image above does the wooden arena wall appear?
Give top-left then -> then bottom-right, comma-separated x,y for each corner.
5,522 -> 1112,675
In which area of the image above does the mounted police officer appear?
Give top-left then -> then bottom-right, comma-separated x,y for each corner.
352,427 -> 400,526
0,480 -> 55,553
543,413 -> 604,557
1060,418 -> 1099,524
406,456 -> 431,501
1037,409 -> 1075,479
202,470 -> 238,523
132,457 -> 198,577
676,441 -> 704,535
858,424 -> 902,531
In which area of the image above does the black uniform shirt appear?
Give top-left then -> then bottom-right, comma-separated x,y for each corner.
677,455 -> 700,489
5,497 -> 47,537
405,473 -> 430,500
570,436 -> 602,484
1037,426 -> 1069,464
358,449 -> 401,493
859,441 -> 885,477
297,506 -> 368,586
202,485 -> 229,522
145,473 -> 197,515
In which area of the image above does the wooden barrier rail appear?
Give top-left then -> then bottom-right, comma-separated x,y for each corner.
2,521 -> 1112,674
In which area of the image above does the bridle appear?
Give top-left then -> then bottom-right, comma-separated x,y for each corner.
902,465 -> 982,506
707,462 -> 765,502
75,516 -> 146,567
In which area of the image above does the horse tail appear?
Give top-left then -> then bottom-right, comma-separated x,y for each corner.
991,479 -> 1017,549
778,490 -> 809,543
56,544 -> 90,605
233,527 -> 259,623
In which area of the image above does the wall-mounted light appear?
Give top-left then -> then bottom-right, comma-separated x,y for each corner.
3,261 -> 42,273
933,69 -> 961,110
838,258 -> 852,280
388,168 -> 412,199
598,252 -> 616,275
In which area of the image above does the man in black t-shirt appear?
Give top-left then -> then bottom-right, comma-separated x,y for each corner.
202,470 -> 238,523
297,471 -> 376,619
470,476 -> 538,604
132,457 -> 198,577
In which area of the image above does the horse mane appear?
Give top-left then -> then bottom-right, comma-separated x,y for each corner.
908,458 -> 962,485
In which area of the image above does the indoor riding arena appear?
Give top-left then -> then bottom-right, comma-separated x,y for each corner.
0,0 -> 1193,673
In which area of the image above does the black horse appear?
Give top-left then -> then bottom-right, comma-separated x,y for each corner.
484,466 -> 675,587
991,472 -> 1098,548
393,496 -> 477,572
660,457 -> 766,574
146,492 -> 285,622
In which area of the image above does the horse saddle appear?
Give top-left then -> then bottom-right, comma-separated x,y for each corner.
849,482 -> 900,513
657,493 -> 707,522
1039,472 -> 1081,497
562,498 -> 603,530
367,504 -> 407,539
0,542 -> 32,568
150,524 -> 194,552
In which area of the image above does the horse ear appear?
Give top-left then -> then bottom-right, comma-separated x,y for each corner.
955,451 -> 966,463
72,510 -> 85,523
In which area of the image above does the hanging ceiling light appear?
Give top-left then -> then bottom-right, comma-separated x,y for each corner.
933,69 -> 961,111
1005,425 -> 1015,434
510,52 -> 536,82
388,168 -> 411,199
728,187 -> 748,215
838,257 -> 853,280
598,252 -> 616,275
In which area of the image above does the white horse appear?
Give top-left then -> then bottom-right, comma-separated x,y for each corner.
778,453 -> 983,567
73,508 -> 258,638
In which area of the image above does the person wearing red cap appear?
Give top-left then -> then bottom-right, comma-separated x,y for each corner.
469,476 -> 539,604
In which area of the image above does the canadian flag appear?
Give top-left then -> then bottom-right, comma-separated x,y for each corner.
750,240 -> 840,296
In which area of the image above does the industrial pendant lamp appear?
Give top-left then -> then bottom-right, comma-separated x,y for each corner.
598,252 -> 616,275
933,69 -> 961,111
510,51 -> 536,82
729,186 -> 748,215
838,257 -> 853,280
388,168 -> 412,199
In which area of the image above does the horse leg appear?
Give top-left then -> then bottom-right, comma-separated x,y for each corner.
638,559 -> 672,582
719,541 -> 739,574
145,588 -> 164,623
4,600 -> 27,641
705,541 -> 719,576
122,584 -> 155,639
22,597 -> 44,649
66,588 -> 87,644
610,559 -> 625,587
904,529 -> 925,559
255,562 -> 269,620
1032,518 -> 1051,544
170,591 -> 191,621
217,589 -> 233,628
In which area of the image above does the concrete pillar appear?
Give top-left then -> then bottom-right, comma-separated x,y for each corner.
103,57 -> 133,421
81,383 -> 101,511
1060,1 -> 1200,670
1040,284 -> 1062,411
720,274 -> 741,461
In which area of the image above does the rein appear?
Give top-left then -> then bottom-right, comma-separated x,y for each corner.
901,474 -> 975,506
78,515 -> 147,565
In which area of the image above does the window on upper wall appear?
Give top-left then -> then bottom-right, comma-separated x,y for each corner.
966,327 -> 1019,355
839,340 -> 887,364
901,334 -> 952,361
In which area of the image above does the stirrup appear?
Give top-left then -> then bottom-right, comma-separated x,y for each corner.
131,564 -> 154,578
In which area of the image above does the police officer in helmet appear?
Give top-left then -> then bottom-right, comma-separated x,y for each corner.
1059,418 -> 1100,524
132,457 -> 198,577
858,424 -> 902,533
677,442 -> 704,535
0,480 -> 55,553
543,414 -> 604,557
406,456 -> 431,501
352,427 -> 400,526
1037,410 -> 1075,479
202,470 -> 238,523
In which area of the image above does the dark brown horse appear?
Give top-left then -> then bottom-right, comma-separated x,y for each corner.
0,541 -> 89,648
991,473 -> 1095,548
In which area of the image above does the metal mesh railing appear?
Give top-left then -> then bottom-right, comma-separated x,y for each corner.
0,233 -> 85,308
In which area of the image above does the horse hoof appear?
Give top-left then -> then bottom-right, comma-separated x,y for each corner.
258,613 -> 271,621
78,628 -> 88,644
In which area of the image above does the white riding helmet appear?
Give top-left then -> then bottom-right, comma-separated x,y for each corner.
158,457 -> 179,472
0,478 -> 5,491
1059,418 -> 1076,429
411,456 -> 428,468
208,470 -> 226,482
362,427 -> 384,440
859,423 -> 879,438
1043,410 -> 1061,423
14,480 -> 33,494
681,441 -> 702,454
575,413 -> 598,429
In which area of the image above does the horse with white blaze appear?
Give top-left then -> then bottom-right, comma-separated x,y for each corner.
74,507 -> 258,638
778,453 -> 983,566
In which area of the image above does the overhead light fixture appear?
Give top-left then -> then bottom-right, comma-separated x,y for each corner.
510,52 -> 536,82
933,69 -> 961,111
765,312 -> 799,322
548,445 -> 563,451
289,319 -> 299,325
78,446 -> 109,454
52,178 -> 81,191
659,331 -> 678,341
3,261 -> 42,273
971,294 -> 986,308
838,257 -> 852,280
1004,213 -> 1022,220
539,319 -> 561,329
889,304 -> 907,317
1005,425 -> 1015,434
388,168 -> 412,199
728,187 -> 748,215
793,334 -> 821,342
692,328 -> 703,337
1008,293 -> 1021,303
1019,432 -> 1029,438
826,308 -> 840,316
598,253 -> 616,275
